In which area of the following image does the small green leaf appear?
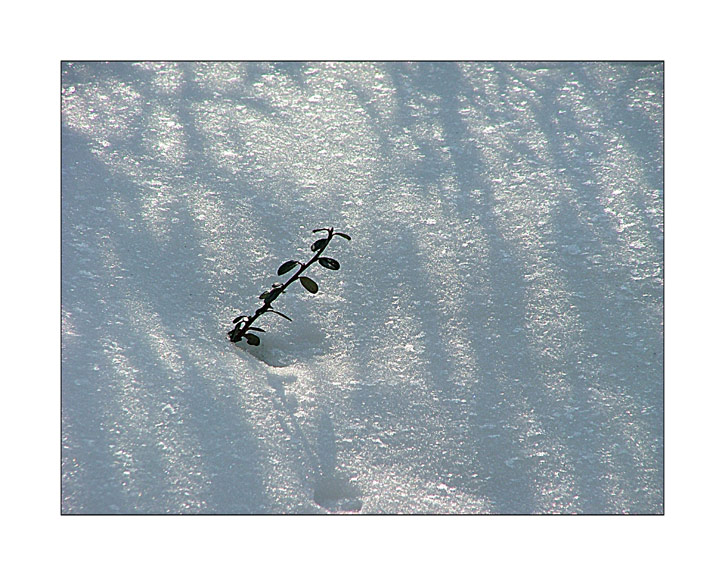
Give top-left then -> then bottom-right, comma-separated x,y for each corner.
313,227 -> 331,233
335,232 -> 351,241
259,291 -> 270,300
269,309 -> 293,322
264,287 -> 283,303
244,332 -> 261,346
299,276 -> 319,293
318,257 -> 340,270
311,238 -> 329,252
277,260 -> 298,275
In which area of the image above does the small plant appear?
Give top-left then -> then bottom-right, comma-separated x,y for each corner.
228,227 -> 351,345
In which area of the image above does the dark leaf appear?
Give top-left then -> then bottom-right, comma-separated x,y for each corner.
228,322 -> 245,342
259,290 -> 270,300
334,232 -> 351,241
264,287 -> 283,303
299,276 -> 319,293
312,227 -> 330,233
269,309 -> 293,322
311,238 -> 329,252
277,260 -> 298,275
232,315 -> 249,324
318,257 -> 340,270
244,332 -> 261,346
247,326 -> 266,332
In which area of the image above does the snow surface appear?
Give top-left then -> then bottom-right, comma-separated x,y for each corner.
61,61 -> 663,514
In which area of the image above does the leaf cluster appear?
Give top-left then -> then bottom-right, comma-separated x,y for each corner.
228,227 -> 350,345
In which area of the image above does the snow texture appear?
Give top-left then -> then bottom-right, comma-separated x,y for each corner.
61,62 -> 663,514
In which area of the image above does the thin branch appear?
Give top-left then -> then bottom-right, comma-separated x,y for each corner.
228,227 -> 350,344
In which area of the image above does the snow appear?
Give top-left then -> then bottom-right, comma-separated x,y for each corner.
61,61 -> 663,514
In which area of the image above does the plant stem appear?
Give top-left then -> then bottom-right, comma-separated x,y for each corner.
229,228 -> 335,342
